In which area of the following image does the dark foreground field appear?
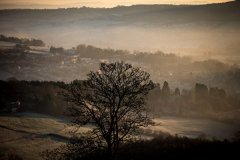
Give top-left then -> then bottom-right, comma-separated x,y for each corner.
43,134 -> 240,160
119,136 -> 240,160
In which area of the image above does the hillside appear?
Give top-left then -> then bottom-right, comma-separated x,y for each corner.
0,1 -> 239,27
1,38 -> 240,94
0,1 -> 239,54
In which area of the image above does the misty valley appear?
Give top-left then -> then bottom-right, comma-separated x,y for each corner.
0,33 -> 240,159
1,1 -> 240,160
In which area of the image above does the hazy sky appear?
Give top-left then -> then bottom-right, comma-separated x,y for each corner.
0,0 -> 232,9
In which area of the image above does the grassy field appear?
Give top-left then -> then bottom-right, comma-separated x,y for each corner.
0,113 -> 91,160
0,112 -> 239,160
145,116 -> 240,139
0,113 -> 65,159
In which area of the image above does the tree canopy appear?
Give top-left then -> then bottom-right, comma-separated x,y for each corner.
63,62 -> 154,159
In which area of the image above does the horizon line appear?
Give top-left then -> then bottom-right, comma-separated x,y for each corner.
0,0 -> 235,10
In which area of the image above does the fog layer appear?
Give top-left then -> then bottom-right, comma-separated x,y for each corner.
0,1 -> 240,61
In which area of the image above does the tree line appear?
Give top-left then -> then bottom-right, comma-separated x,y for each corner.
0,34 -> 45,47
0,79 -> 66,115
1,78 -> 240,121
147,81 -> 240,120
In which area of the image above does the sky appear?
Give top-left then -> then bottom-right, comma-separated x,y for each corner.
0,0 -> 233,9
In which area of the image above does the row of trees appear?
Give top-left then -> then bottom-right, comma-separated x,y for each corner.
195,83 -> 226,100
147,80 -> 240,118
50,46 -> 65,54
0,80 -> 66,115
150,81 -> 226,100
0,34 -> 45,46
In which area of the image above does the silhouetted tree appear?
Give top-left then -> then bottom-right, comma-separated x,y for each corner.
209,87 -> 226,99
174,88 -> 180,96
195,83 -> 208,101
63,62 -> 154,160
146,83 -> 161,111
162,81 -> 170,99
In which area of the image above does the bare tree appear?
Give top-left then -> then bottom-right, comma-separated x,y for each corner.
63,62 -> 154,159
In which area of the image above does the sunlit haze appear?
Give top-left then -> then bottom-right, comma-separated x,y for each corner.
0,0 -> 240,159
0,0 -> 232,9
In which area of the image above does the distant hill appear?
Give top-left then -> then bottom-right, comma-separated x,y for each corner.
0,1 -> 239,59
0,1 -> 239,27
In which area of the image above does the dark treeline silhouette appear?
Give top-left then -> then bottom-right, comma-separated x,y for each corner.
0,45 -> 29,55
147,81 -> 240,121
0,34 -> 45,47
0,79 -> 66,115
1,78 -> 240,122
75,44 -> 188,65
50,46 -> 65,54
